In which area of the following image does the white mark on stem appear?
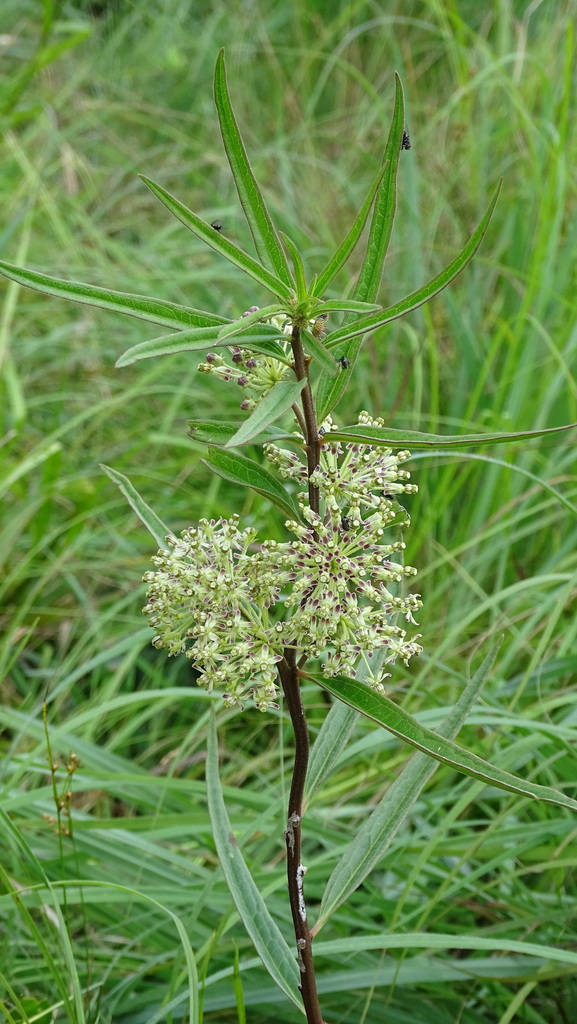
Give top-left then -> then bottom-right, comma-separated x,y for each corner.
296,863 -> 308,922
285,811 -> 300,856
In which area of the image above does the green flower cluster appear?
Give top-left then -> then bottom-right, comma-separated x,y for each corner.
144,415 -> 422,710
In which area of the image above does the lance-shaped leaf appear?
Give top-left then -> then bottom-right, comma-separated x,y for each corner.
0,259 -> 227,330
116,324 -> 289,367
315,74 -> 405,420
351,73 -> 405,306
214,49 -> 294,291
312,163 -> 387,298
140,175 -> 293,299
305,651 -> 395,806
225,380 -> 306,448
279,231 -> 307,300
100,465 -> 173,548
206,710 -> 302,1009
323,421 -> 577,449
216,303 -> 286,341
316,337 -> 364,422
313,641 -> 500,929
318,299 -> 382,314
324,182 -> 502,350
315,674 -> 577,812
301,330 -> 339,377
202,448 -> 301,521
188,420 -> 296,447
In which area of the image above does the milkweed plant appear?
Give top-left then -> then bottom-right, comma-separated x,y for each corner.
2,48 -> 576,1024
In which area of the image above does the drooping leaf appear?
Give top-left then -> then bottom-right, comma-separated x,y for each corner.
324,182 -> 502,349
315,673 -> 577,812
225,380 -> 306,448
323,421 -> 577,449
100,465 -> 172,548
0,259 -> 227,329
214,50 -> 294,291
206,710 -> 302,1009
314,641 -> 500,929
116,325 -> 289,368
202,448 -> 301,521
188,420 -> 295,447
140,175 -> 292,299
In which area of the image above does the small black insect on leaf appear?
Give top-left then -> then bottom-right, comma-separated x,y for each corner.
341,516 -> 351,530
211,220 -> 223,231
338,356 -> 351,369
401,129 -> 411,151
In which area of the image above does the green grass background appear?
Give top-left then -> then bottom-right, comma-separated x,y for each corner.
1,1 -> 576,1021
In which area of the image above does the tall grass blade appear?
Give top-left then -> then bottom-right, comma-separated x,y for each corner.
314,643 -> 501,928
206,709 -> 302,1008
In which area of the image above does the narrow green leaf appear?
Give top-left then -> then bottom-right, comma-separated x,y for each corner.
324,182 -> 502,349
351,73 -> 405,305
315,931 -> 577,967
323,421 -> 577,449
305,699 -> 358,808
214,50 -> 294,290
312,163 -> 387,298
100,465 -> 172,548
315,74 -> 405,419
0,441 -> 61,500
216,304 -> 285,341
140,175 -> 292,299
315,641 -> 500,929
225,380 -> 305,448
301,330 -> 339,377
188,420 -> 295,447
0,259 -> 227,329
316,337 -> 364,422
206,710 -> 302,1009
318,300 -> 382,314
279,232 -> 307,300
116,325 -> 289,368
316,674 -> 577,812
202,448 -> 301,521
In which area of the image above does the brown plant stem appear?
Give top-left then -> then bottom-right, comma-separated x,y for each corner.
279,649 -> 326,1024
290,325 -> 320,517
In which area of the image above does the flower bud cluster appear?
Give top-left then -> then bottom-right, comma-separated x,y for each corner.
143,516 -> 285,711
144,415 -> 422,711
197,307 -> 324,411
